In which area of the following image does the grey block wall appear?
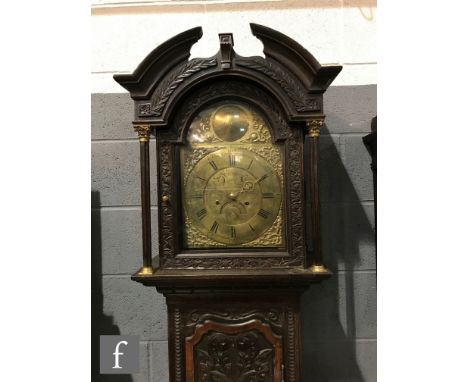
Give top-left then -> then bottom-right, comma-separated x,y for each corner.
91,84 -> 377,382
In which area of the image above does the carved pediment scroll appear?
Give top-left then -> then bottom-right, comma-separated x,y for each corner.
114,24 -> 341,126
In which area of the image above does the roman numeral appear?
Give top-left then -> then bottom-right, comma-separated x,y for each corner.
257,209 -> 270,219
258,173 -> 269,183
247,159 -> 253,170
191,194 -> 203,199
196,208 -> 207,220
210,221 -> 219,233
248,224 -> 256,232
262,192 -> 274,198
230,226 -> 236,238
196,175 -> 207,182
208,160 -> 218,171
229,154 -> 237,167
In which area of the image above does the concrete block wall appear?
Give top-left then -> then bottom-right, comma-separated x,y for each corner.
91,1 -> 376,381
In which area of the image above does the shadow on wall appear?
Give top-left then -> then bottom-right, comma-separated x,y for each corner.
301,123 -> 376,381
92,191 -> 133,382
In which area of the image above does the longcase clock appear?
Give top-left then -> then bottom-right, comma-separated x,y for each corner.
114,24 -> 341,382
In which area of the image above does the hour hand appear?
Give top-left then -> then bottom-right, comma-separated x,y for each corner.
230,180 -> 254,199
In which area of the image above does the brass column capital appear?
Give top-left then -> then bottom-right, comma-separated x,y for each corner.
134,124 -> 152,142
306,117 -> 325,138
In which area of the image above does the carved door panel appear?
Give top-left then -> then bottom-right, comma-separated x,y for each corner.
166,292 -> 301,382
185,320 -> 283,382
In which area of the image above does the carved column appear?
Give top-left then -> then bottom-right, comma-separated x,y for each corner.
135,124 -> 154,275
306,117 -> 330,273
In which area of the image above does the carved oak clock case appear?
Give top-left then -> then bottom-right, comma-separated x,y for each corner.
114,24 -> 341,382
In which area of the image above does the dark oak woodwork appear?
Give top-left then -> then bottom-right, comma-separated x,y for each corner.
185,319 -> 283,382
309,133 -> 322,268
133,268 -> 329,288
165,291 -> 302,382
114,24 -> 341,382
140,139 -> 152,269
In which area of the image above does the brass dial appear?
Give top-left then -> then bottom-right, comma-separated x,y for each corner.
184,148 -> 282,245
212,105 -> 250,141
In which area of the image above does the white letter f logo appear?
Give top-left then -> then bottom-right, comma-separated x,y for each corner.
112,340 -> 128,369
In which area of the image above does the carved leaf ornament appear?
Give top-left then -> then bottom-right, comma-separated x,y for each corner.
151,58 -> 217,116
236,57 -> 320,112
196,332 -> 273,382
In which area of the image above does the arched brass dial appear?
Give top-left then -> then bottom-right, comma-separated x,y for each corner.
184,148 -> 282,245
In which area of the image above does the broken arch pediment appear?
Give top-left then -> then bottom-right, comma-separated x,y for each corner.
114,23 -> 342,126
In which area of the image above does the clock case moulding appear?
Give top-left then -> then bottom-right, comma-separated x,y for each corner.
114,23 -> 342,288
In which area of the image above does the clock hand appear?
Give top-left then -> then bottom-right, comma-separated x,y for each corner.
254,171 -> 273,184
228,188 -> 247,200
231,180 -> 255,198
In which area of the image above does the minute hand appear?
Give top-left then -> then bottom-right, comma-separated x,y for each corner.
255,172 -> 272,184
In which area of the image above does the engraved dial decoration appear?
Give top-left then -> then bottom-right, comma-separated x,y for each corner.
184,148 -> 282,245
181,101 -> 284,248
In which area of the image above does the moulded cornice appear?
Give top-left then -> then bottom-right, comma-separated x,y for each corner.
113,26 -> 203,99
250,23 -> 342,92
114,24 -> 342,124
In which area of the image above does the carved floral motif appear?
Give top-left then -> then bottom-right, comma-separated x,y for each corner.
159,142 -> 175,267
195,331 -> 273,382
173,305 -> 295,381
138,103 -> 152,116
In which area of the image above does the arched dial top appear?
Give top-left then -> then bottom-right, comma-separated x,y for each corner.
180,101 -> 284,249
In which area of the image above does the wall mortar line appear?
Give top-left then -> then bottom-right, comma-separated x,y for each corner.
148,340 -> 153,382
